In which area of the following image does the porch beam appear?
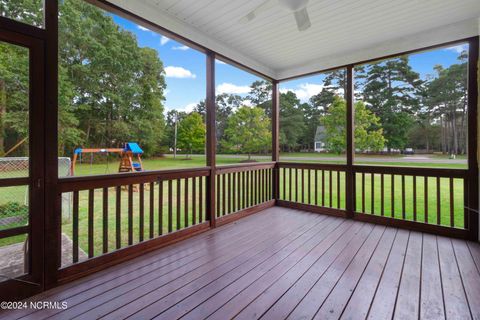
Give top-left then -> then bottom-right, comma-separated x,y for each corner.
206,51 -> 216,227
44,0 -> 59,289
345,66 -> 355,218
467,36 -> 479,240
272,80 -> 280,200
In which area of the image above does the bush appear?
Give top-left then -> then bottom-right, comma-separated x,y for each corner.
0,202 -> 29,218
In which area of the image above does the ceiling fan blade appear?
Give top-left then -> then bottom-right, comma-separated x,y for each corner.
294,7 -> 311,31
239,0 -> 277,23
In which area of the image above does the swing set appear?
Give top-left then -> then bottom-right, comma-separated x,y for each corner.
71,142 -> 144,176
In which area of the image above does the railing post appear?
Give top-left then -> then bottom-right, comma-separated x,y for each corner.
206,51 -> 217,228
345,65 -> 355,218
44,0 -> 60,289
467,36 -> 478,240
272,80 -> 280,201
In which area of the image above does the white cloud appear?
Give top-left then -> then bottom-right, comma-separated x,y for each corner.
217,82 -> 250,95
164,66 -> 196,79
445,44 -> 468,54
183,103 -> 197,113
172,45 -> 189,51
137,25 -> 149,32
165,102 -> 198,113
216,60 -> 226,65
280,83 -> 325,102
160,36 -> 170,46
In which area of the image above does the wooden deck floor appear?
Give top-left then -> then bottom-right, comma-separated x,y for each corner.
2,207 -> 480,320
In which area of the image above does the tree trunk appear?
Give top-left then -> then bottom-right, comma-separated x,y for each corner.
452,110 -> 458,155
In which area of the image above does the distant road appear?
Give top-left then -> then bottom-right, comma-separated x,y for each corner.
208,154 -> 468,164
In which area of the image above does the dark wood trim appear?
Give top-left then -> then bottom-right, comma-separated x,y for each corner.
0,177 -> 29,187
278,162 -> 347,171
276,200 -> 348,218
278,36 -> 479,82
467,36 -> 479,240
216,200 -> 275,227
353,212 -> 469,239
58,167 -> 210,192
206,51 -> 216,227
353,165 -> 468,178
216,162 -> 275,174
0,226 -> 29,239
57,222 -> 210,284
272,81 -> 280,200
0,16 -> 46,40
43,0 -> 59,290
345,66 -> 354,218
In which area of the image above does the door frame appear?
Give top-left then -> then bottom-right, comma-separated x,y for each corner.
0,26 -> 46,301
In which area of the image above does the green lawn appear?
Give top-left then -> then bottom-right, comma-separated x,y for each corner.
279,169 -> 465,228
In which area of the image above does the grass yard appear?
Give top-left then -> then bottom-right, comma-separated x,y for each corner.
278,169 -> 465,228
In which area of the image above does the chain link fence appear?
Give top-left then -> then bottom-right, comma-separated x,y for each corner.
0,157 -> 71,229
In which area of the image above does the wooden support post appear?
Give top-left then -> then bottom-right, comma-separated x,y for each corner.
272,80 -> 280,200
206,51 -> 216,228
345,66 -> 355,218
44,0 -> 59,289
467,36 -> 479,240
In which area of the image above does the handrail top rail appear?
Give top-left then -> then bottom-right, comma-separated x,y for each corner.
216,161 -> 275,174
216,161 -> 275,169
277,162 -> 468,178
58,166 -> 211,192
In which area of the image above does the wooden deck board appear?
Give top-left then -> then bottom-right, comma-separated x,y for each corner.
1,207 -> 478,320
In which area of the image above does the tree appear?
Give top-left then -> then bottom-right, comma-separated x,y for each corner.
58,0 -> 166,156
279,91 -> 305,152
248,80 -> 272,117
427,52 -> 468,155
321,96 -> 385,153
177,112 -> 205,158
223,106 -> 270,160
356,56 -> 421,151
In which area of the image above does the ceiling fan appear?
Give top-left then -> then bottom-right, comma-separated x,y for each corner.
239,0 -> 311,31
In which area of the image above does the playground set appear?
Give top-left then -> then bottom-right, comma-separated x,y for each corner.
71,142 -> 144,176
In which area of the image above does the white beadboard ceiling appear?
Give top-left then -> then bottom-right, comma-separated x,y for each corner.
108,0 -> 480,80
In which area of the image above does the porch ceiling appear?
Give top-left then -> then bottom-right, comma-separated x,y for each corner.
108,0 -> 479,79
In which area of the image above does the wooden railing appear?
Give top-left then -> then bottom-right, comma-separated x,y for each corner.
276,162 -> 471,238
277,163 -> 347,216
353,166 -> 469,231
56,164 -> 276,281
58,168 -> 210,279
215,162 -> 275,224
55,161 -> 473,283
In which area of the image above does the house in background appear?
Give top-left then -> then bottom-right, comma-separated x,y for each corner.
314,125 -> 326,152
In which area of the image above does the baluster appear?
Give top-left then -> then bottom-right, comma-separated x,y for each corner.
436,177 -> 441,225
149,182 -> 154,239
168,180 -> 173,233
192,177 -> 197,225
73,190 -> 79,263
128,185 -> 133,245
139,183 -> 144,242
449,178 -> 454,227
177,179 -> 181,230
159,180 -> 163,235
102,187 -> 108,253
413,176 -> 417,221
116,186 -> 121,249
184,178 -> 189,227
88,189 -> 95,258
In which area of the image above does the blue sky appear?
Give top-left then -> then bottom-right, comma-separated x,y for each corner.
113,15 -> 467,110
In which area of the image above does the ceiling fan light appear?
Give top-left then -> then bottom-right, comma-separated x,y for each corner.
294,8 -> 311,31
